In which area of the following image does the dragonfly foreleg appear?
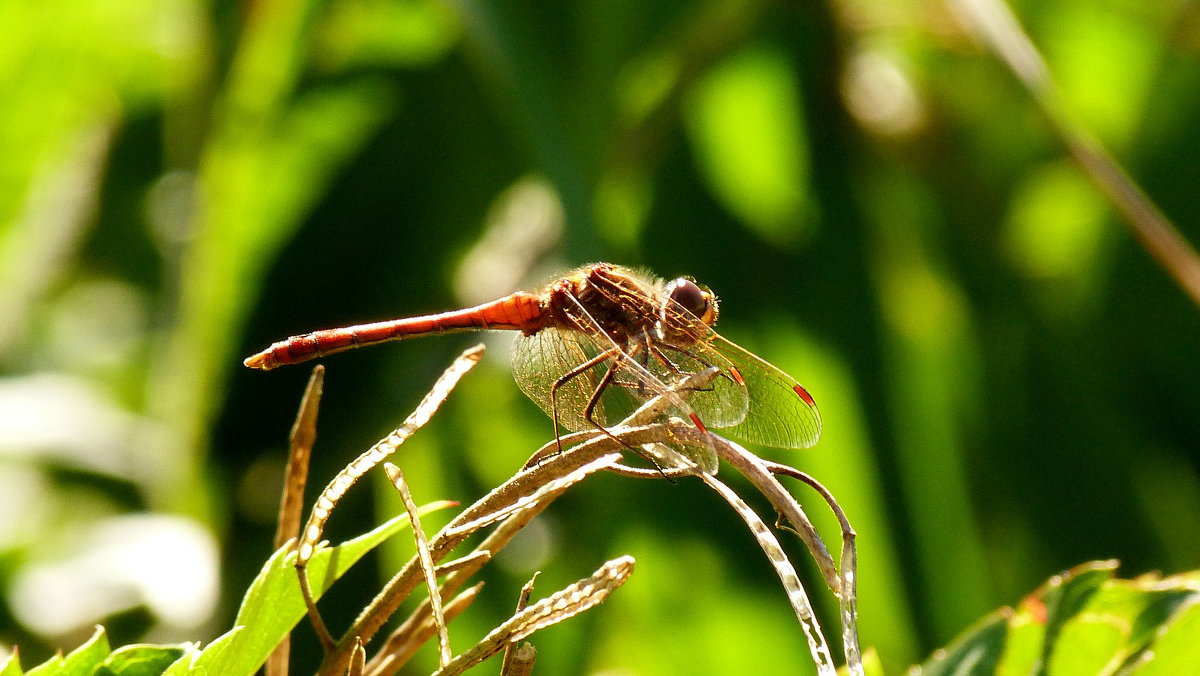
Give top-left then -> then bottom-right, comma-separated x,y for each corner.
549,346 -> 621,453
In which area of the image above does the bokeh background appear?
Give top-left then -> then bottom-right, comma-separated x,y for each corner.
2,0 -> 1199,673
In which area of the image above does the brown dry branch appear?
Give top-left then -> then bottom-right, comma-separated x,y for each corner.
279,351 -> 856,675
382,462 -> 451,668
499,573 -> 540,673
267,364 -> 324,676
431,556 -> 636,676
297,346 -> 485,650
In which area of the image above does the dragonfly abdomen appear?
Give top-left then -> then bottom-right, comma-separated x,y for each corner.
244,292 -> 546,370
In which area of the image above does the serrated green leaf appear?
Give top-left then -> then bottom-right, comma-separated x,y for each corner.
1,650 -> 24,676
26,626 -> 108,676
914,608 -> 1010,676
1039,560 -> 1119,661
161,630 -> 238,676
187,501 -> 454,676
996,599 -> 1045,676
1128,597 -> 1200,675
93,644 -> 189,676
1048,616 -> 1126,674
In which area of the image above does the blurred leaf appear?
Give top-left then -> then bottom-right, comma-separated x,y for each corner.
683,44 -> 811,244
25,626 -> 108,676
919,562 -> 1200,675
93,644 -> 188,676
313,0 -> 460,70
1129,597 -> 1200,674
183,501 -> 453,676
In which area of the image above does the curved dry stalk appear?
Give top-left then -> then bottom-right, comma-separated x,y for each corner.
763,461 -> 860,674
700,471 -> 836,675
430,556 -> 636,676
296,345 -> 484,650
364,583 -> 483,676
297,346 -> 485,565
382,462 -> 451,668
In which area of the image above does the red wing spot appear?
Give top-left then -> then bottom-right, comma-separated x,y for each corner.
793,384 -> 816,407
688,412 -> 710,435
729,366 -> 746,387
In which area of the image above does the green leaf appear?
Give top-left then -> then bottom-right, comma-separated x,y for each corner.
26,626 -> 108,676
914,608 -> 1010,676
921,562 -> 1200,675
1,650 -> 24,675
1129,597 -> 1200,674
1038,559 -> 1119,659
93,645 -> 189,676
185,501 -> 454,676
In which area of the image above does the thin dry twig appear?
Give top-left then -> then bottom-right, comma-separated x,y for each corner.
347,639 -> 366,676
383,462 -> 452,668
297,345 -> 485,650
950,0 -> 1200,308
365,584 -> 484,676
431,556 -> 636,676
500,643 -> 537,676
267,364 -> 324,676
500,574 -> 540,674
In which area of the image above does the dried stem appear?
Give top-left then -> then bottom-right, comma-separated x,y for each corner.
383,462 -> 452,668
431,556 -> 636,676
267,364 -> 324,676
297,346 -> 484,650
700,471 -> 835,675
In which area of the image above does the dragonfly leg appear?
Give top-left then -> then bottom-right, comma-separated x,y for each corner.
548,347 -> 622,453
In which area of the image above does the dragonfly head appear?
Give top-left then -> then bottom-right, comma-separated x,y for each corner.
662,277 -> 719,332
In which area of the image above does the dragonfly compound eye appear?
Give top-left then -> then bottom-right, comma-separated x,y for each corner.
665,278 -> 716,326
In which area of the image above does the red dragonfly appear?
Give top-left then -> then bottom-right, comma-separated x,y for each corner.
245,263 -> 820,469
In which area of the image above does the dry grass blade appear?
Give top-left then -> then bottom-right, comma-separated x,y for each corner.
431,556 -> 636,676
347,638 -> 365,676
297,345 -> 485,565
442,452 -> 624,539
951,0 -> 1200,307
382,462 -> 451,669
764,462 -> 860,674
500,574 -> 540,673
267,364 -> 324,676
297,345 -> 484,651
700,471 -> 835,676
364,583 -> 483,676
501,643 -> 536,676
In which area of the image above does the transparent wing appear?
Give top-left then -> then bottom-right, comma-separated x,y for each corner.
511,326 -> 726,473
702,333 -> 822,448
653,294 -> 820,449
644,342 -> 749,429
510,326 -> 645,432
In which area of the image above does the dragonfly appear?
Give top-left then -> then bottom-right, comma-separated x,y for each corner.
245,263 -> 821,472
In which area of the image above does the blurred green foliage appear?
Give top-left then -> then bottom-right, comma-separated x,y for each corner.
1,0 -> 1198,673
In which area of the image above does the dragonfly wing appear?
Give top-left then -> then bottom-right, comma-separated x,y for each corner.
510,326 -> 644,431
511,326 -> 721,474
648,343 -> 750,429
703,334 -> 822,449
